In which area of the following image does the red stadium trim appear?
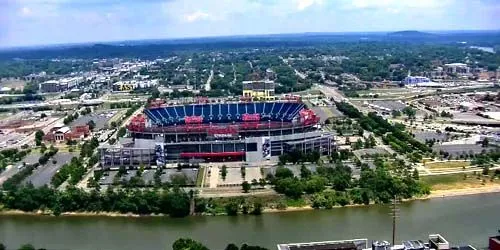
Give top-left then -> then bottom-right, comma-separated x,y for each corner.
179,152 -> 245,158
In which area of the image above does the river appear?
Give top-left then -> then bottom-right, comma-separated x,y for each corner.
1,193 -> 499,250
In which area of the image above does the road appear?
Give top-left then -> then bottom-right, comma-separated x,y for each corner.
420,165 -> 500,176
280,56 -> 306,80
205,68 -> 214,91
315,84 -> 348,102
230,63 -> 236,85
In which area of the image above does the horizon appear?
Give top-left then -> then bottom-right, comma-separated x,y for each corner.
2,28 -> 500,50
1,0 -> 499,48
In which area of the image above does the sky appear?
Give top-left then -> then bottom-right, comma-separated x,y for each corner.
0,0 -> 499,47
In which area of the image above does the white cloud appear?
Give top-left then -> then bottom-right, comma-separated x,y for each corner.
296,0 -> 323,11
348,0 -> 454,10
19,7 -> 32,16
184,11 -> 214,22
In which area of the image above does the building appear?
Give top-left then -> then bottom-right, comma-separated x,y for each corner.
40,80 -> 62,93
490,232 -> 500,250
39,77 -> 85,93
444,63 -> 470,75
99,101 -> 335,168
277,239 -> 368,250
278,234 -> 474,250
43,125 -> 90,143
242,80 -> 275,101
403,76 -> 431,85
113,80 -> 158,92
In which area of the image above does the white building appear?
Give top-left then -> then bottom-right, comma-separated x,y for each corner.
444,63 -> 470,75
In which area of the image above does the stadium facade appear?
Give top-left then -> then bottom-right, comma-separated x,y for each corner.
99,100 -> 335,168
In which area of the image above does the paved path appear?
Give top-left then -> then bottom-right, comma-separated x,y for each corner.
205,69 -> 214,91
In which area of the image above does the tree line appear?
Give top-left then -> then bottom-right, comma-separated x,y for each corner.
335,101 -> 430,156
0,238 -> 271,250
0,185 -> 194,217
268,158 -> 429,207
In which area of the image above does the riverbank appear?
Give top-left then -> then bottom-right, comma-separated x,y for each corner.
2,186 -> 500,218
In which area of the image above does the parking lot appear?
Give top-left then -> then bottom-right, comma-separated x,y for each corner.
413,131 -> 450,143
433,144 -> 496,157
0,131 -> 27,148
24,152 -> 77,187
70,110 -> 121,130
0,153 -> 40,186
98,168 -> 198,186
312,106 -> 344,122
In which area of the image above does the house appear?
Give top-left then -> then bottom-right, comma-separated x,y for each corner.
43,125 -> 90,143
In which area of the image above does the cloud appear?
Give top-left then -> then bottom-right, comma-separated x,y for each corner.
348,0 -> 454,10
1,0 -> 499,48
296,0 -> 323,11
19,6 -> 32,16
184,11 -> 215,22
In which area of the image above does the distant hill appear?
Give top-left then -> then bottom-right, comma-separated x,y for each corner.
387,30 -> 438,38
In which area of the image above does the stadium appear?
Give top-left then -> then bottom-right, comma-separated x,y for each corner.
99,99 -> 335,168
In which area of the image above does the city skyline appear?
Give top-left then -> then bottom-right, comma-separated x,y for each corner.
1,0 -> 500,47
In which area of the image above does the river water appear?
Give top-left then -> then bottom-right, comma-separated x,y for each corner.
0,193 -> 499,250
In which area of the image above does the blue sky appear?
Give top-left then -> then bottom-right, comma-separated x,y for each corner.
1,0 -> 499,47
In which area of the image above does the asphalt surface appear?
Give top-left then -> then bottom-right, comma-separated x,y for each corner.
98,168 -> 198,186
70,110 -> 119,129
433,144 -> 496,156
0,153 -> 40,186
24,152 -> 77,187
413,131 -> 449,143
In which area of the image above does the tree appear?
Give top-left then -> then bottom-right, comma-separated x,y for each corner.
300,165 -> 311,179
225,201 -> 239,216
87,120 -> 96,130
165,189 -> 191,217
274,177 -> 303,199
225,244 -> 239,250
221,165 -> 227,181
353,139 -> 364,150
402,107 -> 416,119
240,167 -> 246,179
172,238 -> 209,250
275,166 -> 294,180
170,174 -> 188,186
117,127 -> 127,138
258,178 -> 266,187
40,143 -> 47,153
241,181 -> 251,193
251,201 -> 263,215
18,244 -> 35,250
481,137 -> 489,148
412,168 -> 420,180
110,121 -> 118,128
35,130 -> 44,146
483,165 -> 490,176
392,110 -> 401,118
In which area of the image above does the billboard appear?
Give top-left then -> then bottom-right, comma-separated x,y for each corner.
262,137 -> 271,159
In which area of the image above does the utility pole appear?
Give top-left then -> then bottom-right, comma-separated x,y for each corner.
391,196 -> 400,245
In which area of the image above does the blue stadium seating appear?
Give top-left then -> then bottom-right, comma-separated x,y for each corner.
145,102 -> 305,126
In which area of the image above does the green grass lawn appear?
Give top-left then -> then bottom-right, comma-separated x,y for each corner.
425,161 -> 470,169
421,173 -> 497,190
196,166 -> 205,187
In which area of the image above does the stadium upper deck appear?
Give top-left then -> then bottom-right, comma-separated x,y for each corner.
128,100 -> 319,136
145,102 -> 305,125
